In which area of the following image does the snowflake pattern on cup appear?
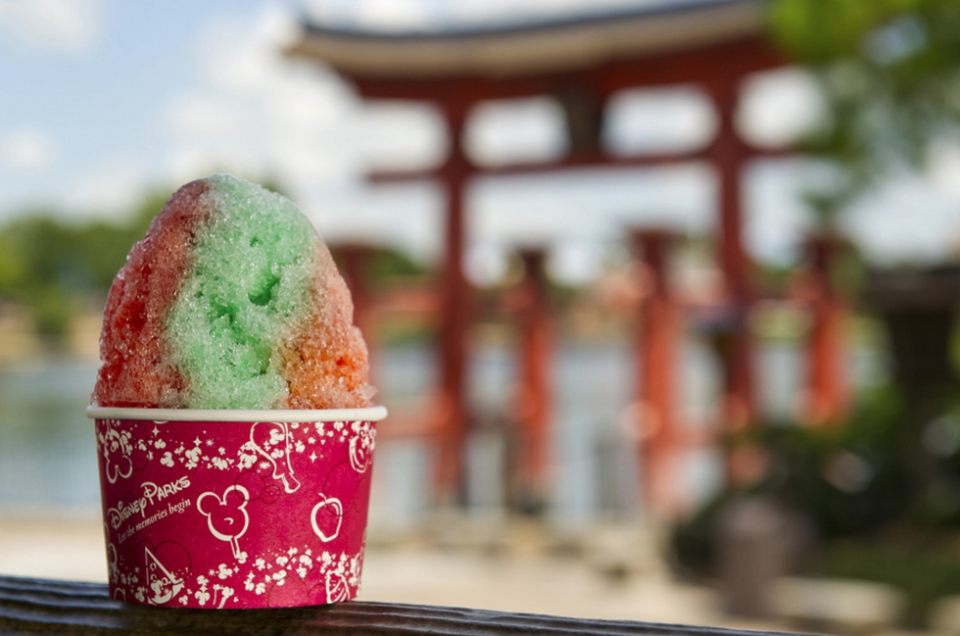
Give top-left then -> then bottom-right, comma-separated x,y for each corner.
94,418 -> 377,609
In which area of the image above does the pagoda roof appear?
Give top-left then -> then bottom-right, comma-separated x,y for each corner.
288,0 -> 766,80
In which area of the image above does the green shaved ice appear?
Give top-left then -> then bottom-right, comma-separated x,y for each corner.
167,174 -> 318,409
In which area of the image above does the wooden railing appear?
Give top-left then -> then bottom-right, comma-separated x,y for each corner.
0,574 -> 802,636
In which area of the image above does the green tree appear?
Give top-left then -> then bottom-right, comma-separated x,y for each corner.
771,0 -> 960,208
0,189 -> 170,341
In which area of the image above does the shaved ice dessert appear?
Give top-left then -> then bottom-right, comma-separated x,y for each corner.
87,175 -> 384,609
92,174 -> 374,410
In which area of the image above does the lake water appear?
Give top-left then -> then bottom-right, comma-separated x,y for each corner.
0,339 -> 886,524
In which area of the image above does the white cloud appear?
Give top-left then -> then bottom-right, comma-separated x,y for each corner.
548,240 -> 603,286
163,6 -> 368,183
842,175 -> 960,264
305,182 -> 444,260
744,159 -> 820,264
354,102 -> 445,171
466,97 -> 566,166
158,4 -> 453,255
470,163 -> 712,248
926,141 -> 960,196
605,85 -> 715,155
166,94 -> 246,140
465,243 -> 509,286
738,68 -> 824,147
0,0 -> 105,54
63,154 -> 149,215
354,0 -> 433,30
1,128 -> 58,173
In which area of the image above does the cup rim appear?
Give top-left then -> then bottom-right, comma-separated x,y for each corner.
86,404 -> 388,422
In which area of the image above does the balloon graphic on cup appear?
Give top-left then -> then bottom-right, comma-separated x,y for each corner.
349,423 -> 375,473
251,422 -> 301,493
197,485 -> 250,559
311,494 -> 343,543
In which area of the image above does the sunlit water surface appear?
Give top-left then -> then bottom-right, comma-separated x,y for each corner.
0,340 -> 885,525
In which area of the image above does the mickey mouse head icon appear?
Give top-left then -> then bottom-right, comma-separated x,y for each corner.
197,485 -> 250,559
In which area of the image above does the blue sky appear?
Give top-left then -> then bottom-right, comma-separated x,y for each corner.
1,0 -> 959,280
1,1 -> 289,212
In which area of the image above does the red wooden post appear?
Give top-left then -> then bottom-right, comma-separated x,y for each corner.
804,233 -> 849,425
436,103 -> 473,506
631,229 -> 682,516
515,248 -> 552,511
707,78 -> 755,435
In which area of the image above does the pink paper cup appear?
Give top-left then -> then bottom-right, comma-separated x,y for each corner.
85,405 -> 387,609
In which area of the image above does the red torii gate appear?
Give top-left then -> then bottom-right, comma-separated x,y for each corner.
289,0 -> 842,508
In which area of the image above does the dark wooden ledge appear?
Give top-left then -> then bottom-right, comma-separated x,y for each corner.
0,574 -> 802,636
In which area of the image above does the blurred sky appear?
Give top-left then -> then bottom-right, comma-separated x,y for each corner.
2,0 -> 960,284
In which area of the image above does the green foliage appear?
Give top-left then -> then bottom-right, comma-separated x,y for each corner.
0,232 -> 26,296
330,246 -> 428,288
0,191 -> 168,339
32,287 -> 73,340
368,249 -> 427,281
824,541 -> 960,627
669,491 -> 736,578
749,387 -> 911,537
770,0 -> 960,210
771,0 -> 923,62
673,383 -> 960,628
672,386 -> 912,575
3,215 -> 86,294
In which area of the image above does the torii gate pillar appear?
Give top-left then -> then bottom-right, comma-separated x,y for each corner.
708,77 -> 755,435
436,103 -> 472,506
805,233 -> 849,425
632,229 -> 682,516
515,248 -> 553,513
